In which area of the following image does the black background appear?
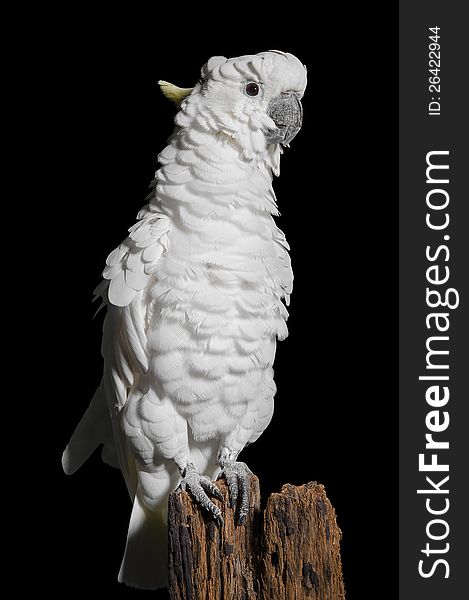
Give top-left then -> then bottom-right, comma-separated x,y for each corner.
37,9 -> 397,599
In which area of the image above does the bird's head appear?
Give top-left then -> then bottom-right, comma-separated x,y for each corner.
159,51 -> 307,169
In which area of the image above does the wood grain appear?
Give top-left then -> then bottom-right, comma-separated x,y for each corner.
168,477 -> 345,600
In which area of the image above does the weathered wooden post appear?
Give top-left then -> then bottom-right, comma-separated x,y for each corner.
168,477 -> 345,599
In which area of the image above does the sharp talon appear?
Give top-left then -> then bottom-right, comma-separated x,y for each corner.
229,485 -> 238,509
238,513 -> 247,526
218,460 -> 252,521
179,465 -> 225,525
200,477 -> 223,500
213,486 -> 224,502
228,486 -> 238,508
208,503 -> 224,527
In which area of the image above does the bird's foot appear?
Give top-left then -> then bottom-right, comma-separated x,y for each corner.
179,462 -> 224,526
217,460 -> 253,525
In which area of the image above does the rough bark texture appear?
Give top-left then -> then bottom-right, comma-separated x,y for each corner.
168,477 -> 345,600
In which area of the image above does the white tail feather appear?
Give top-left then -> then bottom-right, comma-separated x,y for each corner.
62,383 -> 118,474
118,492 -> 169,590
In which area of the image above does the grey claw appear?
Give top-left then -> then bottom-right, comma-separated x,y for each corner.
223,470 -> 239,508
219,460 -> 252,525
180,463 -> 224,526
200,476 -> 224,502
238,470 -> 250,524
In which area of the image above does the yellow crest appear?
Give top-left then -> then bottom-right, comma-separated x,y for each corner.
158,80 -> 193,106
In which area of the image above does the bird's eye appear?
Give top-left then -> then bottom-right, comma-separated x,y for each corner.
245,82 -> 260,97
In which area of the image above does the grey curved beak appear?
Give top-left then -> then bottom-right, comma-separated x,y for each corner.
265,91 -> 303,146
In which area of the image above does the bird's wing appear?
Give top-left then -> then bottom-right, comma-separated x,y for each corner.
100,203 -> 171,308
94,203 -> 171,496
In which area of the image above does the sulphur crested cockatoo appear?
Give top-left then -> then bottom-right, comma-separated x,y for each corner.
62,50 -> 306,590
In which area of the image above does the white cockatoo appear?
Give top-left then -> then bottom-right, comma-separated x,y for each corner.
62,50 -> 306,590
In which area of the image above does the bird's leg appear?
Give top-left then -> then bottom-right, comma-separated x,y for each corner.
177,461 -> 224,526
217,447 -> 253,525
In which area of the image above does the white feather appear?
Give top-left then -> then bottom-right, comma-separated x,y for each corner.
63,50 -> 307,591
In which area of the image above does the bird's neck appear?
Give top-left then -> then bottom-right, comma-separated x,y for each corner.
153,127 -> 281,220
